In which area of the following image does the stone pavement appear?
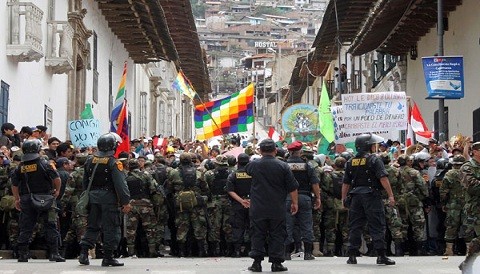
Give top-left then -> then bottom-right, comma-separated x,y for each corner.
0,255 -> 469,274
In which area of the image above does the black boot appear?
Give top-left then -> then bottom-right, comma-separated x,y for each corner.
284,243 -> 292,260
212,242 -> 221,256
233,243 -> 242,258
415,241 -> 427,256
376,249 -> 396,265
78,245 -> 89,265
364,242 -> 376,256
248,259 -> 262,272
17,245 -> 29,263
101,250 -> 124,267
303,242 -> 315,260
49,246 -> 66,262
197,241 -> 208,257
156,243 -> 165,257
178,243 -> 186,257
394,241 -> 404,257
346,249 -> 357,264
271,262 -> 288,272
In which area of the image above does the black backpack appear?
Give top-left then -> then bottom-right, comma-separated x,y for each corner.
179,165 -> 197,189
331,171 -> 344,199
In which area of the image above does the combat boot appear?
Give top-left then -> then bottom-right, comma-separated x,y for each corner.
178,243 -> 186,257
156,243 -> 165,257
416,241 -> 427,256
248,259 -> 262,272
346,249 -> 357,264
284,243 -> 292,260
324,243 -> 335,257
212,241 -> 221,256
394,241 -> 404,256
271,262 -> 288,272
444,242 -> 454,256
78,245 -> 90,265
303,242 -> 315,260
49,246 -> 66,262
312,242 -> 323,257
148,244 -> 158,258
364,242 -> 376,256
376,249 -> 395,265
127,244 -> 136,258
233,243 -> 242,258
101,250 -> 124,267
198,241 -> 208,257
17,245 -> 29,263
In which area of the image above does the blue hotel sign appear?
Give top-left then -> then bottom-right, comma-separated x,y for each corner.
422,56 -> 464,99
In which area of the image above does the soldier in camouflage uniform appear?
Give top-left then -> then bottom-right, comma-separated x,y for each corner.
320,157 -> 336,256
0,156 -> 12,248
61,153 -> 88,255
459,142 -> 480,270
396,154 -> 429,255
440,155 -> 466,256
331,156 -> 350,256
379,153 -> 405,256
124,159 -> 158,258
169,153 -> 209,257
150,154 -> 169,256
311,154 -> 325,256
204,155 -> 233,256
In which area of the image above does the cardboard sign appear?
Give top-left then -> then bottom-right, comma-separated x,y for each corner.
68,119 -> 101,148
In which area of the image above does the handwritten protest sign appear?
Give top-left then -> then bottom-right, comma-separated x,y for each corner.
68,119 -> 101,148
332,105 -> 397,143
340,92 -> 407,133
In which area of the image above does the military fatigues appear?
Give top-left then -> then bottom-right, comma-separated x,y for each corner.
226,166 -> 252,255
312,164 -> 325,244
331,168 -> 349,253
397,165 -> 428,243
343,154 -> 388,254
284,155 -> 319,257
79,156 -> 130,256
440,168 -> 466,242
61,166 -> 87,243
204,166 -> 232,251
151,163 -> 169,252
11,158 -> 61,258
383,165 -> 404,247
125,169 -> 158,257
246,155 -> 299,264
321,166 -> 340,255
0,165 -> 13,248
170,162 -> 209,255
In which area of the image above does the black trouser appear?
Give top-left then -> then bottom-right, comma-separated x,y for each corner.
249,217 -> 286,263
80,203 -> 121,252
231,204 -> 249,244
348,192 -> 386,252
18,195 -> 60,248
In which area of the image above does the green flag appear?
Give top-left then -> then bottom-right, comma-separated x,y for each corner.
80,103 -> 94,119
318,81 -> 335,143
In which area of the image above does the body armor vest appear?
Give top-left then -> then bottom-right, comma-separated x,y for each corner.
287,158 -> 310,193
19,159 -> 52,194
233,168 -> 252,197
155,164 -> 168,185
126,172 -> 149,199
346,155 -> 381,189
87,156 -> 114,190
179,164 -> 197,190
211,168 -> 229,195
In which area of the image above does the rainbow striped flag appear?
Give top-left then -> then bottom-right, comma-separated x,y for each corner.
194,83 -> 254,140
172,70 -> 197,100
109,62 -> 130,156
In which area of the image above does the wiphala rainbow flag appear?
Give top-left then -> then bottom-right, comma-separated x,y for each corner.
194,83 -> 254,140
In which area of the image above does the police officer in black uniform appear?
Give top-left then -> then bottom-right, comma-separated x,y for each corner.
341,133 -> 395,265
226,153 -> 252,257
11,139 -> 65,263
246,139 -> 299,273
78,133 -> 131,267
284,141 -> 321,261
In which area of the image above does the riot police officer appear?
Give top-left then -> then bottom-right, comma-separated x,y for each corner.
11,139 -> 65,262
284,141 -> 321,261
341,133 -> 395,265
226,153 -> 252,257
78,133 -> 131,267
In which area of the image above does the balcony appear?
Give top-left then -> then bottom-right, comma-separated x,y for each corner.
7,1 -> 44,62
45,21 -> 73,74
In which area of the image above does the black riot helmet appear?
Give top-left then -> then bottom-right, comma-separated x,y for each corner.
21,139 -> 42,162
227,155 -> 237,166
355,133 -> 384,154
237,153 -> 250,166
340,151 -> 353,161
435,158 -> 450,170
97,132 -> 121,156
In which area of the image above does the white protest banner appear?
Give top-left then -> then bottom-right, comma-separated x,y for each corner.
68,119 -> 101,148
340,92 -> 407,133
332,105 -> 396,143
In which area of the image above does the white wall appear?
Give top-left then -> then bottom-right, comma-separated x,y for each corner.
407,0 -> 479,137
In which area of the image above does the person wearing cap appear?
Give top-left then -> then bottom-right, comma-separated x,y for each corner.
11,139 -> 65,263
439,154 -> 466,256
55,157 -> 73,202
245,138 -> 299,272
283,141 -> 320,261
203,154 -> 233,256
342,133 -> 395,265
459,141 -> 480,269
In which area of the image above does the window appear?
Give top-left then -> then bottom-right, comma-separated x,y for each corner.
92,31 -> 98,103
44,105 -> 53,135
0,81 -> 9,125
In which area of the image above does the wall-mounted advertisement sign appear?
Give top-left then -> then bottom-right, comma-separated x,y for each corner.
422,56 -> 464,99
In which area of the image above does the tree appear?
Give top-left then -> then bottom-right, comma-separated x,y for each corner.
190,0 -> 206,18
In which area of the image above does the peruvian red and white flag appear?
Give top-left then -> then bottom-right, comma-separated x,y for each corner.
153,136 -> 169,150
268,126 -> 283,142
410,102 -> 433,145
406,105 -> 414,147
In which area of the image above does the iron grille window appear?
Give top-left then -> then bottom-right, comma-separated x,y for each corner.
0,81 -> 9,125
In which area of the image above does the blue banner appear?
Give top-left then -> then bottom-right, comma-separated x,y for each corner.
422,56 -> 464,99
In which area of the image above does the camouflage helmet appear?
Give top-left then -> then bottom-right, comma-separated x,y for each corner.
379,152 -> 391,165
214,155 -> 229,166
226,155 -> 237,166
127,159 -> 140,170
75,153 -> 89,166
340,151 -> 354,161
179,153 -> 192,164
436,158 -> 450,169
397,154 -> 412,166
333,156 -> 346,169
204,159 -> 215,170
451,155 -> 466,165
